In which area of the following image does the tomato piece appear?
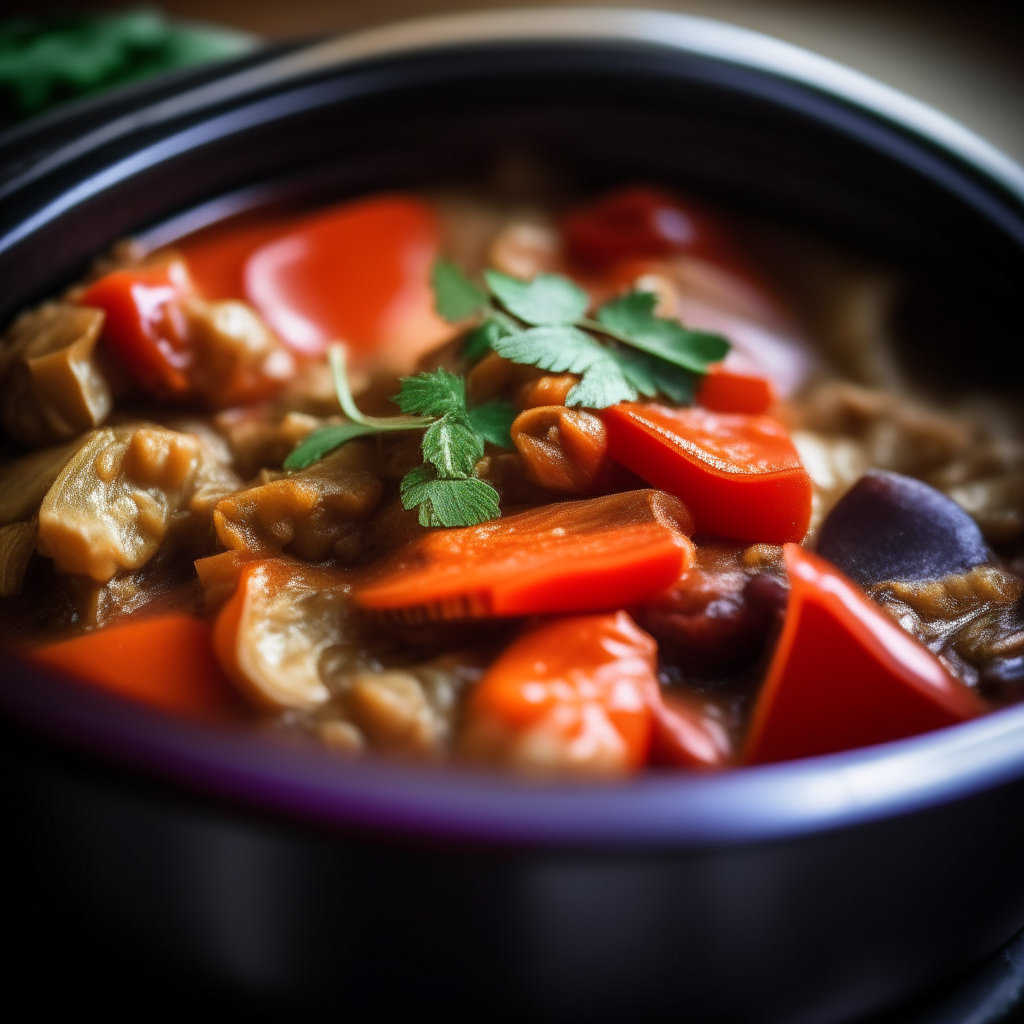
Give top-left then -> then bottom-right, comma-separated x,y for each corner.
648,688 -> 733,769
744,545 -> 985,764
461,611 -> 656,775
244,194 -> 451,361
697,366 -> 775,415
80,260 -> 194,396
28,614 -> 242,720
563,187 -> 729,270
601,403 -> 812,543
354,489 -> 695,620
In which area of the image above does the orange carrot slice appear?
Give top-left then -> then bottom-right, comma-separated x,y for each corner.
29,614 -> 242,720
354,489 -> 695,620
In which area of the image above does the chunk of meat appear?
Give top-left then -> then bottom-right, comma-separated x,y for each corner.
37,423 -> 233,582
0,439 -> 83,527
634,566 -> 788,679
0,302 -> 112,445
460,611 -> 657,776
213,441 -> 382,561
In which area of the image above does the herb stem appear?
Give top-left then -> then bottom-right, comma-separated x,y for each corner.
328,344 -> 433,430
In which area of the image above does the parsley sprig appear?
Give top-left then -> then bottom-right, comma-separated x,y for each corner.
284,345 -> 512,528
431,260 -> 729,407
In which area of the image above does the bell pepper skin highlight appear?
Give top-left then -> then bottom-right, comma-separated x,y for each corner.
461,611 -> 657,775
354,489 -> 695,620
744,545 -> 984,765
243,194 -> 450,360
29,614 -> 241,720
601,403 -> 812,543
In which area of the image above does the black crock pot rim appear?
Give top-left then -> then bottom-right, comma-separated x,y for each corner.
4,7 -> 1024,848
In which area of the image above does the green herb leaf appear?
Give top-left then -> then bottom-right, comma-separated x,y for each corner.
491,325 -> 637,409
485,270 -> 590,326
283,422 -> 384,471
432,259 -> 488,322
612,346 -> 698,405
394,368 -> 467,417
594,291 -> 730,373
468,401 -> 517,449
400,465 -> 501,528
422,415 -> 484,478
462,318 -> 511,361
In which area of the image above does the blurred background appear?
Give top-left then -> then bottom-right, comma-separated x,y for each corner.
2,1 -> 1024,163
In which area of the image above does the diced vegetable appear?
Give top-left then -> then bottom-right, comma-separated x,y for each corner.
816,469 -> 991,586
80,259 -> 195,396
563,187 -> 726,270
601,403 -> 813,543
510,405 -> 610,492
213,558 -> 367,710
461,611 -> 656,775
354,489 -> 694,620
244,195 -> 452,363
744,545 -> 984,764
0,302 -> 112,445
648,689 -> 733,769
696,366 -> 774,415
214,441 -> 382,559
29,614 -> 242,719
37,423 -> 227,582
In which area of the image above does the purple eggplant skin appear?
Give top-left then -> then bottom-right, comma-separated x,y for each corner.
815,469 -> 991,586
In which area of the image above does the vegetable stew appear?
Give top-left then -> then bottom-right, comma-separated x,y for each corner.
4,184 -> 1023,776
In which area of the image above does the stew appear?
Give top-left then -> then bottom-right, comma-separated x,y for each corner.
2,184 -> 1021,777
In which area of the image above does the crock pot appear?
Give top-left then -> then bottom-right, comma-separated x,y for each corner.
2,10 -> 1024,1022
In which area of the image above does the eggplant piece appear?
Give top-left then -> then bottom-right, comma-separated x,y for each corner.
816,469 -> 990,586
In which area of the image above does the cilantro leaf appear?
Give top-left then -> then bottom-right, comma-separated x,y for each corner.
422,415 -> 483,478
283,422 -> 383,471
595,291 -> 730,373
432,260 -> 488,321
612,346 -> 698,405
468,401 -> 517,449
485,270 -> 589,326
491,325 -> 637,409
394,368 -> 466,417
462,318 -> 511,361
400,465 -> 501,528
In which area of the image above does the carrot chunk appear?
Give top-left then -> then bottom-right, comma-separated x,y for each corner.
697,365 -> 775,415
354,489 -> 695,620
743,545 -> 984,764
601,403 -> 812,543
461,611 -> 657,775
28,614 -> 242,720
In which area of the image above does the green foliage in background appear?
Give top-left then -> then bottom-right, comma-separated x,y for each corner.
0,9 -> 254,127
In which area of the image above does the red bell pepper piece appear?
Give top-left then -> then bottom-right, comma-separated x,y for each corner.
28,614 -> 243,720
461,611 -> 656,775
601,403 -> 813,543
243,194 -> 449,359
744,545 -> 985,764
697,365 -> 775,415
80,260 -> 194,396
562,186 -> 729,270
354,489 -> 695,620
